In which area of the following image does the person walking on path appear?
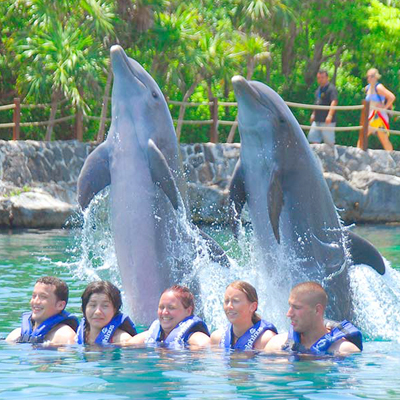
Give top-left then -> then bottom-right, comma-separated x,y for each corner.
308,70 -> 338,146
357,68 -> 395,151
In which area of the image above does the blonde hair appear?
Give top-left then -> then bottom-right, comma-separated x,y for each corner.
367,68 -> 381,80
227,280 -> 261,324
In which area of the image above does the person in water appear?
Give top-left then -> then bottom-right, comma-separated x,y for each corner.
357,68 -> 396,151
210,281 -> 277,350
264,281 -> 362,355
128,285 -> 210,348
76,281 -> 137,345
6,276 -> 78,345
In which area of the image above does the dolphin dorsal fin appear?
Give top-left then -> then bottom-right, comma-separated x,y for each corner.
77,142 -> 111,210
147,139 -> 179,210
347,230 -> 385,275
268,168 -> 284,244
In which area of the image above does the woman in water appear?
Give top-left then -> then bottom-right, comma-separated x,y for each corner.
76,281 -> 137,345
359,68 -> 396,151
210,280 -> 277,350
128,285 -> 210,348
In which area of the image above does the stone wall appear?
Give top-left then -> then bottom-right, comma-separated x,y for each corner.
0,140 -> 399,228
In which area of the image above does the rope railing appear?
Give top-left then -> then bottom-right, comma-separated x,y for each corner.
370,104 -> 400,117
20,99 -> 68,109
0,104 -> 15,111
300,124 -> 363,131
0,96 -> 398,149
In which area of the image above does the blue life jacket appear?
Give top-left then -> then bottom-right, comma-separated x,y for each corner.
220,319 -> 278,351
18,310 -> 79,344
145,315 -> 209,348
283,320 -> 363,355
76,313 -> 137,345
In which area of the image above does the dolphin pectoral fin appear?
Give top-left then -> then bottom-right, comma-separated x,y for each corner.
228,160 -> 246,238
148,139 -> 179,210
268,170 -> 284,244
198,228 -> 230,268
347,231 -> 385,275
77,142 -> 111,210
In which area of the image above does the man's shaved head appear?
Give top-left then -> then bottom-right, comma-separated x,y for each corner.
290,281 -> 328,310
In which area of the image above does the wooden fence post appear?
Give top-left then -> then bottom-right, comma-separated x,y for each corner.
358,100 -> 370,151
13,98 -> 20,140
76,109 -> 83,141
210,97 -> 219,143
45,94 -> 59,141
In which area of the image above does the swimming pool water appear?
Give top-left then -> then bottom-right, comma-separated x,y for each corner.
0,226 -> 399,399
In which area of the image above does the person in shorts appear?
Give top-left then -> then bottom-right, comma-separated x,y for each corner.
308,70 -> 338,145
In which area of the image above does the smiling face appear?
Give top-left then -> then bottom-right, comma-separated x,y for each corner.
223,286 -> 257,326
85,293 -> 117,332
157,291 -> 192,336
30,282 -> 65,326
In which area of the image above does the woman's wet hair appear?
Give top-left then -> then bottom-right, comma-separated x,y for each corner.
162,285 -> 195,315
227,280 -> 261,324
81,281 -> 122,319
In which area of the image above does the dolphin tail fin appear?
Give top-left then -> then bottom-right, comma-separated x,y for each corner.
347,230 -> 385,275
198,228 -> 230,268
77,142 -> 111,210
268,169 -> 284,244
148,139 -> 179,210
228,160 -> 246,238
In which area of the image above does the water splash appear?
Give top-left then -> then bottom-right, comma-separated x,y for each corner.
67,188 -> 121,290
66,191 -> 400,339
67,188 -> 235,327
350,260 -> 400,342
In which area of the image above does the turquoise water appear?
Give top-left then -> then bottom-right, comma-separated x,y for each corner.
0,226 -> 400,399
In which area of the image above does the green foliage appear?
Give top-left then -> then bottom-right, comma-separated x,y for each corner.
3,185 -> 31,198
0,0 -> 400,148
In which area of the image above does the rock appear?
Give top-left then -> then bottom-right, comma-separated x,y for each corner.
0,140 -> 399,227
0,190 -> 74,228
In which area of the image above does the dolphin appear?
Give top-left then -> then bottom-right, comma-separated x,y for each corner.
77,45 -> 228,324
229,75 -> 385,321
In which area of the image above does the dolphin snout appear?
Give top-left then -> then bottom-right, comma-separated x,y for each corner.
232,75 -> 262,103
110,44 -> 147,90
110,44 -> 123,54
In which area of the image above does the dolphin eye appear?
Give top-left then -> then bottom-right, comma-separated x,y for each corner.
279,117 -> 286,124
152,91 -> 158,98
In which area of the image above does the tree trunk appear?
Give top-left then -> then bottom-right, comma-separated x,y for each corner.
207,81 -> 218,143
45,90 -> 61,141
97,64 -> 113,143
332,46 -> 343,85
304,40 -> 325,86
246,58 -> 255,80
224,79 -> 230,117
176,78 -> 200,141
281,21 -> 298,77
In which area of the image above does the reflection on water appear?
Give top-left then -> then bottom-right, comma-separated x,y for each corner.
0,226 -> 400,398
0,341 -> 399,399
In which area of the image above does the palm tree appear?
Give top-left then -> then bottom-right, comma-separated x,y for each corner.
9,0 -> 115,140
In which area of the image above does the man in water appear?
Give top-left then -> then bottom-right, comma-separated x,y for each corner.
264,281 -> 362,355
308,70 -> 338,146
6,276 -> 78,345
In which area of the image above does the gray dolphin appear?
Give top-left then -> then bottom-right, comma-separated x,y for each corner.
77,45 -> 227,324
229,75 -> 385,320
